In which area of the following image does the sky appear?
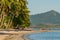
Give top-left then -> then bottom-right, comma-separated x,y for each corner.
27,0 -> 60,15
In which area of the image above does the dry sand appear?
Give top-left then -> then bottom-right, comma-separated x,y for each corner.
0,35 -> 8,40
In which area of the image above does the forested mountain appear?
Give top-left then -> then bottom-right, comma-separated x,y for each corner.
30,10 -> 60,26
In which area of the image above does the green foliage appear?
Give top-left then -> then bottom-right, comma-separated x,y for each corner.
0,0 -> 30,29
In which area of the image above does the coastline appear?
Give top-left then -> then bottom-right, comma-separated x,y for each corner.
4,30 -> 50,40
0,30 -> 55,40
23,30 -> 51,40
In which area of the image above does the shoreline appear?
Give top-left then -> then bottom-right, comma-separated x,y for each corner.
23,30 -> 51,40
19,30 -> 60,40
0,30 -> 58,40
3,30 -> 49,40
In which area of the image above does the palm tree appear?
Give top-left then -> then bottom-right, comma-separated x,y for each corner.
0,0 -> 30,29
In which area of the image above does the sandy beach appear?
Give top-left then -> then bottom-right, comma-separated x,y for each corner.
1,29 -> 60,40
0,35 -> 8,40
0,29 -> 59,40
0,30 -> 50,40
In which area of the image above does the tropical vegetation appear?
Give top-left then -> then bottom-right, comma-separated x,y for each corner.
0,0 -> 30,29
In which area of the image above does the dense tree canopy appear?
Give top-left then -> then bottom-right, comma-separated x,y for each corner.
0,0 -> 30,29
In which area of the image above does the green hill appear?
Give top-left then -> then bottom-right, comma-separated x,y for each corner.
30,10 -> 60,27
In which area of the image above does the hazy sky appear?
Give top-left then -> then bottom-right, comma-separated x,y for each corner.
28,0 -> 60,15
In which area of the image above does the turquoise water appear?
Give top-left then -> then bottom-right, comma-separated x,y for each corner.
26,32 -> 60,40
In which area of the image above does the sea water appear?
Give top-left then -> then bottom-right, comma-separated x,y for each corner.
33,28 -> 40,30
33,28 -> 60,30
26,32 -> 60,40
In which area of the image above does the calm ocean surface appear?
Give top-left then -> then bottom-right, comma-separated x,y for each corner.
26,32 -> 60,40
33,28 -> 60,30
